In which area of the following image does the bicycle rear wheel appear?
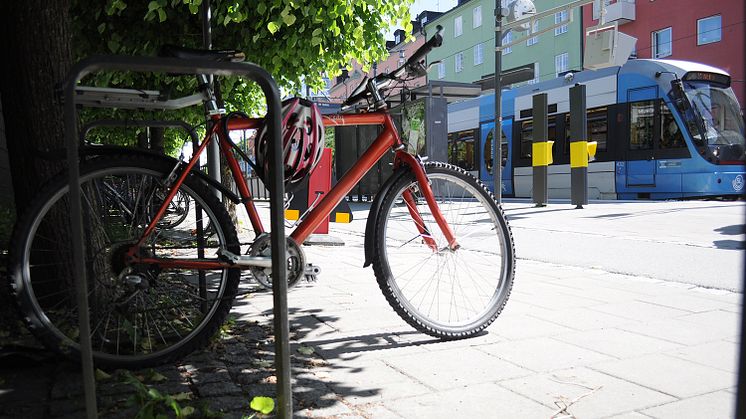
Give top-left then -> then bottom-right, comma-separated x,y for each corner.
7,154 -> 240,368
372,162 -> 514,339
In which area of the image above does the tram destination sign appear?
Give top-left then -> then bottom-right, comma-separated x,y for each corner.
683,71 -> 730,87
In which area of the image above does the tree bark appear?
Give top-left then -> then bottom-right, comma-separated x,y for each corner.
0,0 -> 72,215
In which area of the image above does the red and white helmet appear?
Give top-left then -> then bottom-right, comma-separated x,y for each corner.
256,97 -> 324,191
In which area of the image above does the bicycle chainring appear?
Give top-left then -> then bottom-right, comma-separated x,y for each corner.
247,234 -> 305,290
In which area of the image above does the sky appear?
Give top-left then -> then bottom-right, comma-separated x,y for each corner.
385,0 -> 458,39
409,0 -> 458,17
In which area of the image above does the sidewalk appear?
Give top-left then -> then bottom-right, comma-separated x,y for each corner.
0,202 -> 742,418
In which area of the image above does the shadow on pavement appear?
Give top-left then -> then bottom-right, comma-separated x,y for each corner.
0,288 -> 394,418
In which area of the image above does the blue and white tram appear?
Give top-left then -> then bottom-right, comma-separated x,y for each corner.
457,59 -> 745,199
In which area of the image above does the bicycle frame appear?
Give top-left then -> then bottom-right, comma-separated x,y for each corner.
127,109 -> 458,269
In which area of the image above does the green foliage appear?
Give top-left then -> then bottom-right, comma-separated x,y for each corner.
70,0 -> 414,152
121,370 -> 196,419
248,396 -> 275,415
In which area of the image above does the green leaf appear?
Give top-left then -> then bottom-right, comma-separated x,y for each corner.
157,8 -> 167,22
297,345 -> 314,355
250,396 -> 275,414
147,1 -> 160,11
312,28 -> 323,37
267,21 -> 279,34
97,23 -> 107,34
95,369 -> 112,381
107,39 -> 120,53
181,406 -> 195,416
282,13 -> 296,26
171,392 -> 192,401
252,359 -> 273,368
149,371 -> 167,382
257,2 -> 267,15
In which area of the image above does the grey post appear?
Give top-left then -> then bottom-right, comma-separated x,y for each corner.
532,93 -> 549,206
203,0 -> 222,200
493,3 -> 503,202
570,84 -> 589,208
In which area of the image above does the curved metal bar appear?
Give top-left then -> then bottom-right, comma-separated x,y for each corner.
79,118 -> 201,147
62,55 -> 288,418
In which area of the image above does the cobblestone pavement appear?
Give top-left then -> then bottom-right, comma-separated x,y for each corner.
1,201 -> 743,418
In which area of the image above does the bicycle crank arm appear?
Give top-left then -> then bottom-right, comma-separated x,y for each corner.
217,249 -> 273,268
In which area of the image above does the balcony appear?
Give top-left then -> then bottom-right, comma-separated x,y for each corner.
605,1 -> 635,25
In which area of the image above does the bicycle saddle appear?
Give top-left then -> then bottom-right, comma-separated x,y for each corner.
159,44 -> 245,62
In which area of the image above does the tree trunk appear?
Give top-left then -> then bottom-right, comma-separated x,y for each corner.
0,0 -> 72,215
0,1 -> 72,332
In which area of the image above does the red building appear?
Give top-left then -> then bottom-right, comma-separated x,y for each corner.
582,0 -> 745,110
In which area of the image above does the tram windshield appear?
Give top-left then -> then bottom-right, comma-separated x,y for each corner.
681,81 -> 745,163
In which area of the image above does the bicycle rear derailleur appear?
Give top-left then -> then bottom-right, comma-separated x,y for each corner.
247,234 -> 321,290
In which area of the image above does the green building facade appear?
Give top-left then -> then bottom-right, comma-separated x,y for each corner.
424,0 -> 584,87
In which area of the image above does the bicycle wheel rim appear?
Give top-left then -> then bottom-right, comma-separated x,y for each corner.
380,169 -> 511,334
19,165 -> 235,365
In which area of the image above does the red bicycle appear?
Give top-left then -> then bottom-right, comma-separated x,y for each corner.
8,28 -> 515,368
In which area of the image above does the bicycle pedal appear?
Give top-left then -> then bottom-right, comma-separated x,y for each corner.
303,263 -> 321,282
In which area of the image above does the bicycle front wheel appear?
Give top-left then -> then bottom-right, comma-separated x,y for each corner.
7,154 -> 240,368
372,162 -> 515,339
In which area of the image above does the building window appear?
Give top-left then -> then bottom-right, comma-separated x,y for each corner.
473,6 -> 482,28
455,52 -> 464,73
554,11 -> 568,36
652,27 -> 672,58
502,31 -> 512,55
438,61 -> 445,79
527,20 -> 539,46
555,52 -> 569,77
528,62 -> 540,84
454,15 -> 463,37
592,0 -> 613,21
697,15 -> 722,45
474,43 -> 484,65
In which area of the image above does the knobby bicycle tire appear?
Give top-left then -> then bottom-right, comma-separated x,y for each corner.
372,162 -> 515,339
7,154 -> 240,368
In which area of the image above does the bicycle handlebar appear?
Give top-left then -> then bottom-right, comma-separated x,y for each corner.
342,25 -> 443,110
401,25 -> 443,77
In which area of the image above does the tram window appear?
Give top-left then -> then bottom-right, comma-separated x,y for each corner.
520,121 -> 533,159
483,128 -> 508,174
660,103 -> 686,149
520,118 -> 557,158
448,130 -> 477,170
629,101 -> 655,150
588,108 -> 608,151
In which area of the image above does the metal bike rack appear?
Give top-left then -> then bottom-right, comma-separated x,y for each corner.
79,119 -> 201,148
62,55 -> 292,418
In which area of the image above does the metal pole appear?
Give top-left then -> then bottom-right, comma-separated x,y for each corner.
202,0 -> 221,197
570,84 -> 589,209
268,99 -> 292,419
64,70 -> 98,419
494,3 -> 503,202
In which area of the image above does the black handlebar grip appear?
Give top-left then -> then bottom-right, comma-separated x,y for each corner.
405,25 -> 443,69
343,87 -> 370,108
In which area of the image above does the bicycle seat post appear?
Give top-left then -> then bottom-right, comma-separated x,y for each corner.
197,73 -> 222,115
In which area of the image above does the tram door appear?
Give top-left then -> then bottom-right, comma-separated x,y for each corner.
626,89 -> 658,187
479,119 -> 513,195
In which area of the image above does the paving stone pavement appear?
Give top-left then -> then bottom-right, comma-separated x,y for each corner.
0,202 -> 742,418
